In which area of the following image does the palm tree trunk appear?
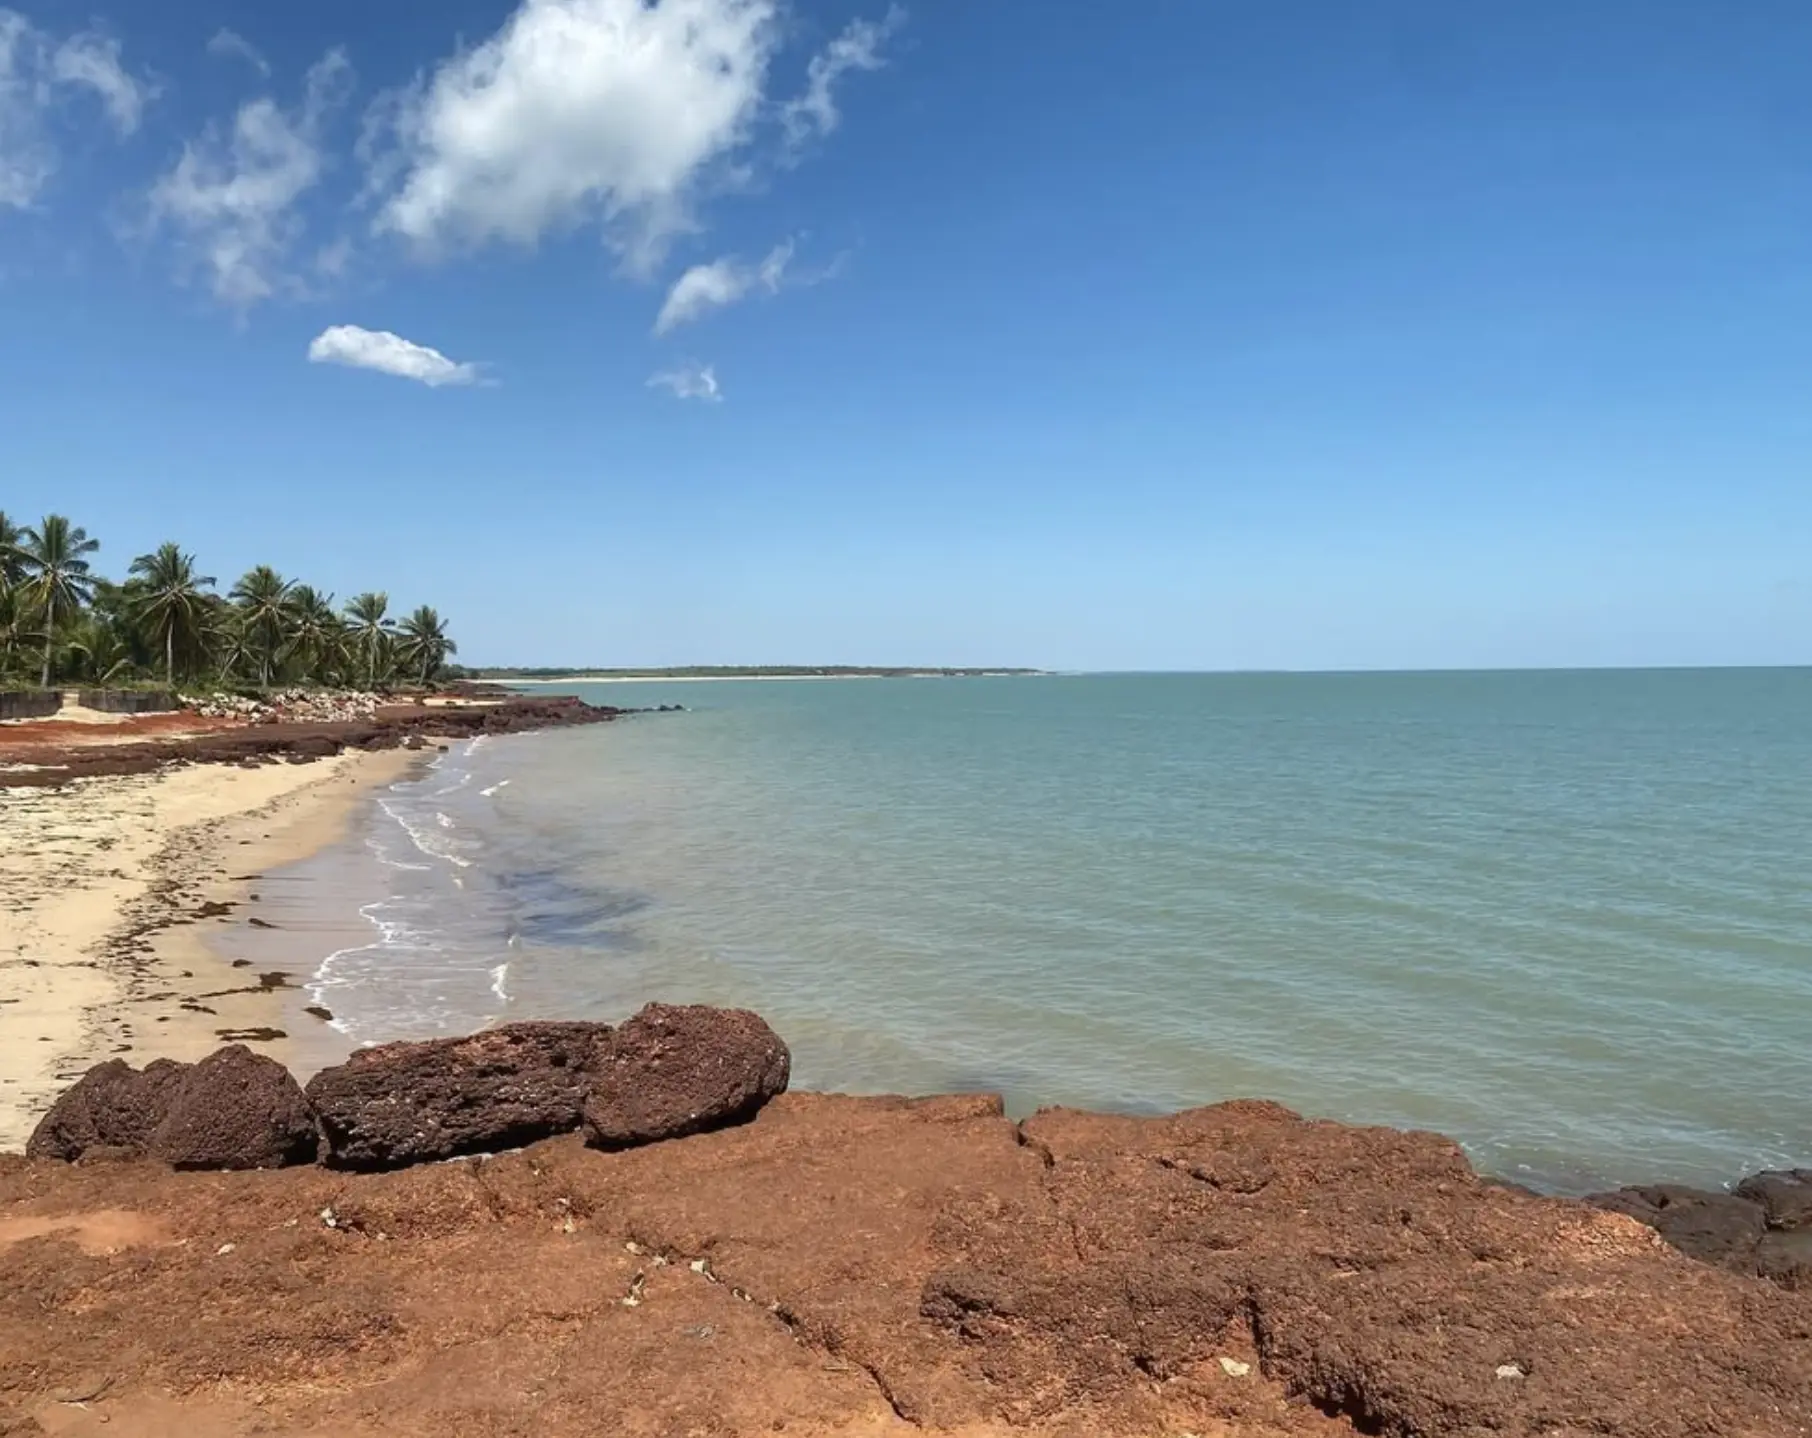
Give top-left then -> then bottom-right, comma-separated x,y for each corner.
166,625 -> 175,689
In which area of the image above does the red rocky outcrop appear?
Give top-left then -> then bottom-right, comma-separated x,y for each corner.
6,1091 -> 1812,1436
1590,1168 -> 1812,1290
581,1002 -> 790,1150
305,1021 -> 613,1170
24,1058 -> 187,1161
148,1045 -> 317,1171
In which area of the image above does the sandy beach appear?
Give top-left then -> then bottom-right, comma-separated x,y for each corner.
0,747 -> 419,1152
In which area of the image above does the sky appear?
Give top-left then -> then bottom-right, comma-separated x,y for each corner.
2,0 -> 1809,671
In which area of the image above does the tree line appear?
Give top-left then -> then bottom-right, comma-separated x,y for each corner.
0,512 -> 456,691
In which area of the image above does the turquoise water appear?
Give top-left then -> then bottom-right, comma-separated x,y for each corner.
284,671 -> 1812,1192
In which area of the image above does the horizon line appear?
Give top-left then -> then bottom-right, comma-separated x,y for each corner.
478,662 -> 1812,677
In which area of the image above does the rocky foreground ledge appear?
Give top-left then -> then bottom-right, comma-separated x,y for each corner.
0,695 -> 636,788
4,1010 -> 1812,1436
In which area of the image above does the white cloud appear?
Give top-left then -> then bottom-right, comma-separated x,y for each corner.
365,0 -> 893,278
781,8 -> 902,148
207,28 -> 270,79
0,10 -> 152,207
648,359 -> 721,402
50,31 -> 151,134
307,324 -> 481,387
147,50 -> 352,306
0,12 -> 55,207
653,237 -> 792,333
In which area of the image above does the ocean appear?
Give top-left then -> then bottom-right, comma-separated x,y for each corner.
239,670 -> 1812,1194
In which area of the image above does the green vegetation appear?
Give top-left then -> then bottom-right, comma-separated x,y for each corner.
469,665 -> 1043,680
0,511 -> 457,691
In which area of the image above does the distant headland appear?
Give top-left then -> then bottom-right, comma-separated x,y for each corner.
474,665 -> 1046,681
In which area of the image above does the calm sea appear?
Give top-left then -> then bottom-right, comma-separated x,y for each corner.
253,671 -> 1812,1193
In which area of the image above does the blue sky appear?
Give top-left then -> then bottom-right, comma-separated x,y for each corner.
2,0 -> 1809,670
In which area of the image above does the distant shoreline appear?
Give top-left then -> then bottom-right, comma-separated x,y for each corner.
501,670 -> 1044,684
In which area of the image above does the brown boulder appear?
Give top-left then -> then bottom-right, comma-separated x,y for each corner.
1759,1230 -> 1812,1289
1585,1183 -> 1767,1272
1736,1167 -> 1812,1229
582,1002 -> 789,1150
148,1045 -> 317,1170
24,1058 -> 187,1161
304,1021 -> 611,1170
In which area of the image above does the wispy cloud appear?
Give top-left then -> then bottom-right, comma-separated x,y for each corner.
653,238 -> 794,334
781,8 -> 903,149
648,360 -> 722,402
147,49 -> 352,307
50,29 -> 152,134
0,10 -> 154,207
206,28 -> 270,79
313,236 -> 353,278
307,324 -> 481,387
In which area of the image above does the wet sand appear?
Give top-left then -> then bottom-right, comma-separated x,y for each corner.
192,821 -> 408,1082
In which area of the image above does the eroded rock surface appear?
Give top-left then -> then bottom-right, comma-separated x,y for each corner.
582,1002 -> 790,1149
5,1093 -> 1808,1437
148,1045 -> 316,1171
1739,1168 -> 1812,1230
1590,1167 -> 1812,1292
305,1021 -> 611,1170
1587,1183 -> 1769,1271
23,1058 -> 187,1162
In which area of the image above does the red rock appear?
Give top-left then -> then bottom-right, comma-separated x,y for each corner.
4,1091 -> 1812,1435
1737,1168 -> 1812,1229
305,1021 -> 611,1170
1760,1230 -> 1812,1290
148,1045 -> 317,1171
1,697 -> 626,790
23,1058 -> 187,1161
581,1003 -> 789,1150
1586,1183 -> 1767,1272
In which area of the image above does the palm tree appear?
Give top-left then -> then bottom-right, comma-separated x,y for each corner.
0,522 -> 458,694
229,565 -> 294,688
63,613 -> 134,686
344,591 -> 394,689
287,585 -> 344,681
209,607 -> 258,684
397,606 -> 457,685
17,515 -> 99,687
0,511 -> 24,588
129,543 -> 216,688
0,582 -> 27,679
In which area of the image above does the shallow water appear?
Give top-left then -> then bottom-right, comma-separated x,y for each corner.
256,671 -> 1812,1192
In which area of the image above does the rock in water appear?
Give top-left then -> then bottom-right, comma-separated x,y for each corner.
25,1058 -> 188,1161
305,1021 -> 612,1171
1736,1169 -> 1812,1290
1585,1184 -> 1767,1272
583,1003 -> 790,1150
149,1045 -> 318,1170
1735,1169 -> 1812,1231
